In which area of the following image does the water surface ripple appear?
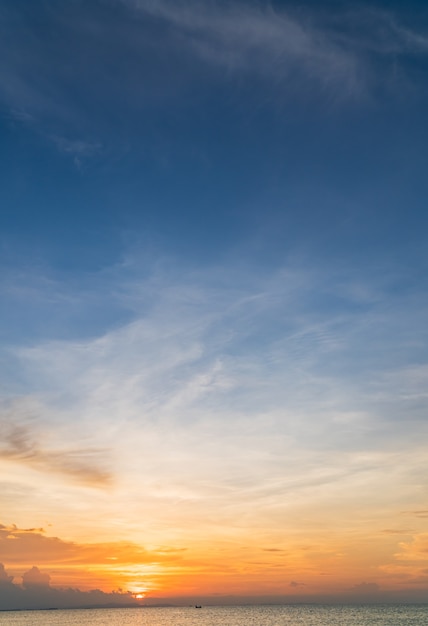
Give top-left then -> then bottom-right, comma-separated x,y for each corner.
1,604 -> 427,626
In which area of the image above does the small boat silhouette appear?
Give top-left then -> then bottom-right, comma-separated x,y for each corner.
195,605 -> 202,608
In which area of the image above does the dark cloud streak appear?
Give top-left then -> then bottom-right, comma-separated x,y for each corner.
0,410 -> 112,487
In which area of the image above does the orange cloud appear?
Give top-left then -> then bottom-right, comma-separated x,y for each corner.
2,521 -> 428,600
0,523 -> 185,592
395,534 -> 428,563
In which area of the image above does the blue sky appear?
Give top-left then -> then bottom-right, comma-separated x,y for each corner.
1,0 -> 428,603
2,0 -> 428,339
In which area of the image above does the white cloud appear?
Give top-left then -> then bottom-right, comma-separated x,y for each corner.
1,255 -> 427,545
7,257 -> 428,434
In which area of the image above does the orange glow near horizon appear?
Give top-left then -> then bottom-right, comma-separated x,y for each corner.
1,415 -> 428,603
2,522 -> 428,601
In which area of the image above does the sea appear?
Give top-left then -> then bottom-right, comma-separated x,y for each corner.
0,605 -> 427,626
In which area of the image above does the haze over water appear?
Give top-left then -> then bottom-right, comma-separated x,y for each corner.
1,606 -> 428,626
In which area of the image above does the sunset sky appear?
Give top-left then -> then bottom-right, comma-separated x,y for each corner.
1,0 -> 428,608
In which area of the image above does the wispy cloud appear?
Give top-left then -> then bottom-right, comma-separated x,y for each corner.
2,256 -> 427,516
1,253 -> 427,593
0,403 -> 112,487
125,0 -> 362,95
335,7 -> 428,56
50,136 -> 102,156
124,0 -> 428,97
2,0 -> 428,143
49,135 -> 103,167
404,511 -> 428,519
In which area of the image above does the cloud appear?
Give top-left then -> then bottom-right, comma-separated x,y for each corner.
403,510 -> 428,518
0,403 -> 112,487
125,0 -> 361,94
2,0 -> 428,143
6,109 -> 35,123
0,523 -> 182,568
124,0 -> 428,97
0,563 -> 139,610
1,256 -> 428,597
395,534 -> 428,563
50,136 -> 102,156
3,258 -> 428,507
3,555 -> 428,608
350,582 -> 379,592
0,563 -> 13,584
49,135 -> 103,167
0,523 -> 187,596
377,533 -> 428,586
263,548 -> 283,552
22,566 -> 50,588
343,8 -> 428,56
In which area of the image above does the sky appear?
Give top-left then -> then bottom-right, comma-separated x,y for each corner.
1,0 -> 428,609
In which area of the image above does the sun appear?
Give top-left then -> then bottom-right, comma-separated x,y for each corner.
135,593 -> 145,599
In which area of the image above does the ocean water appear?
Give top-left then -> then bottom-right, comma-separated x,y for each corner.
0,605 -> 427,626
